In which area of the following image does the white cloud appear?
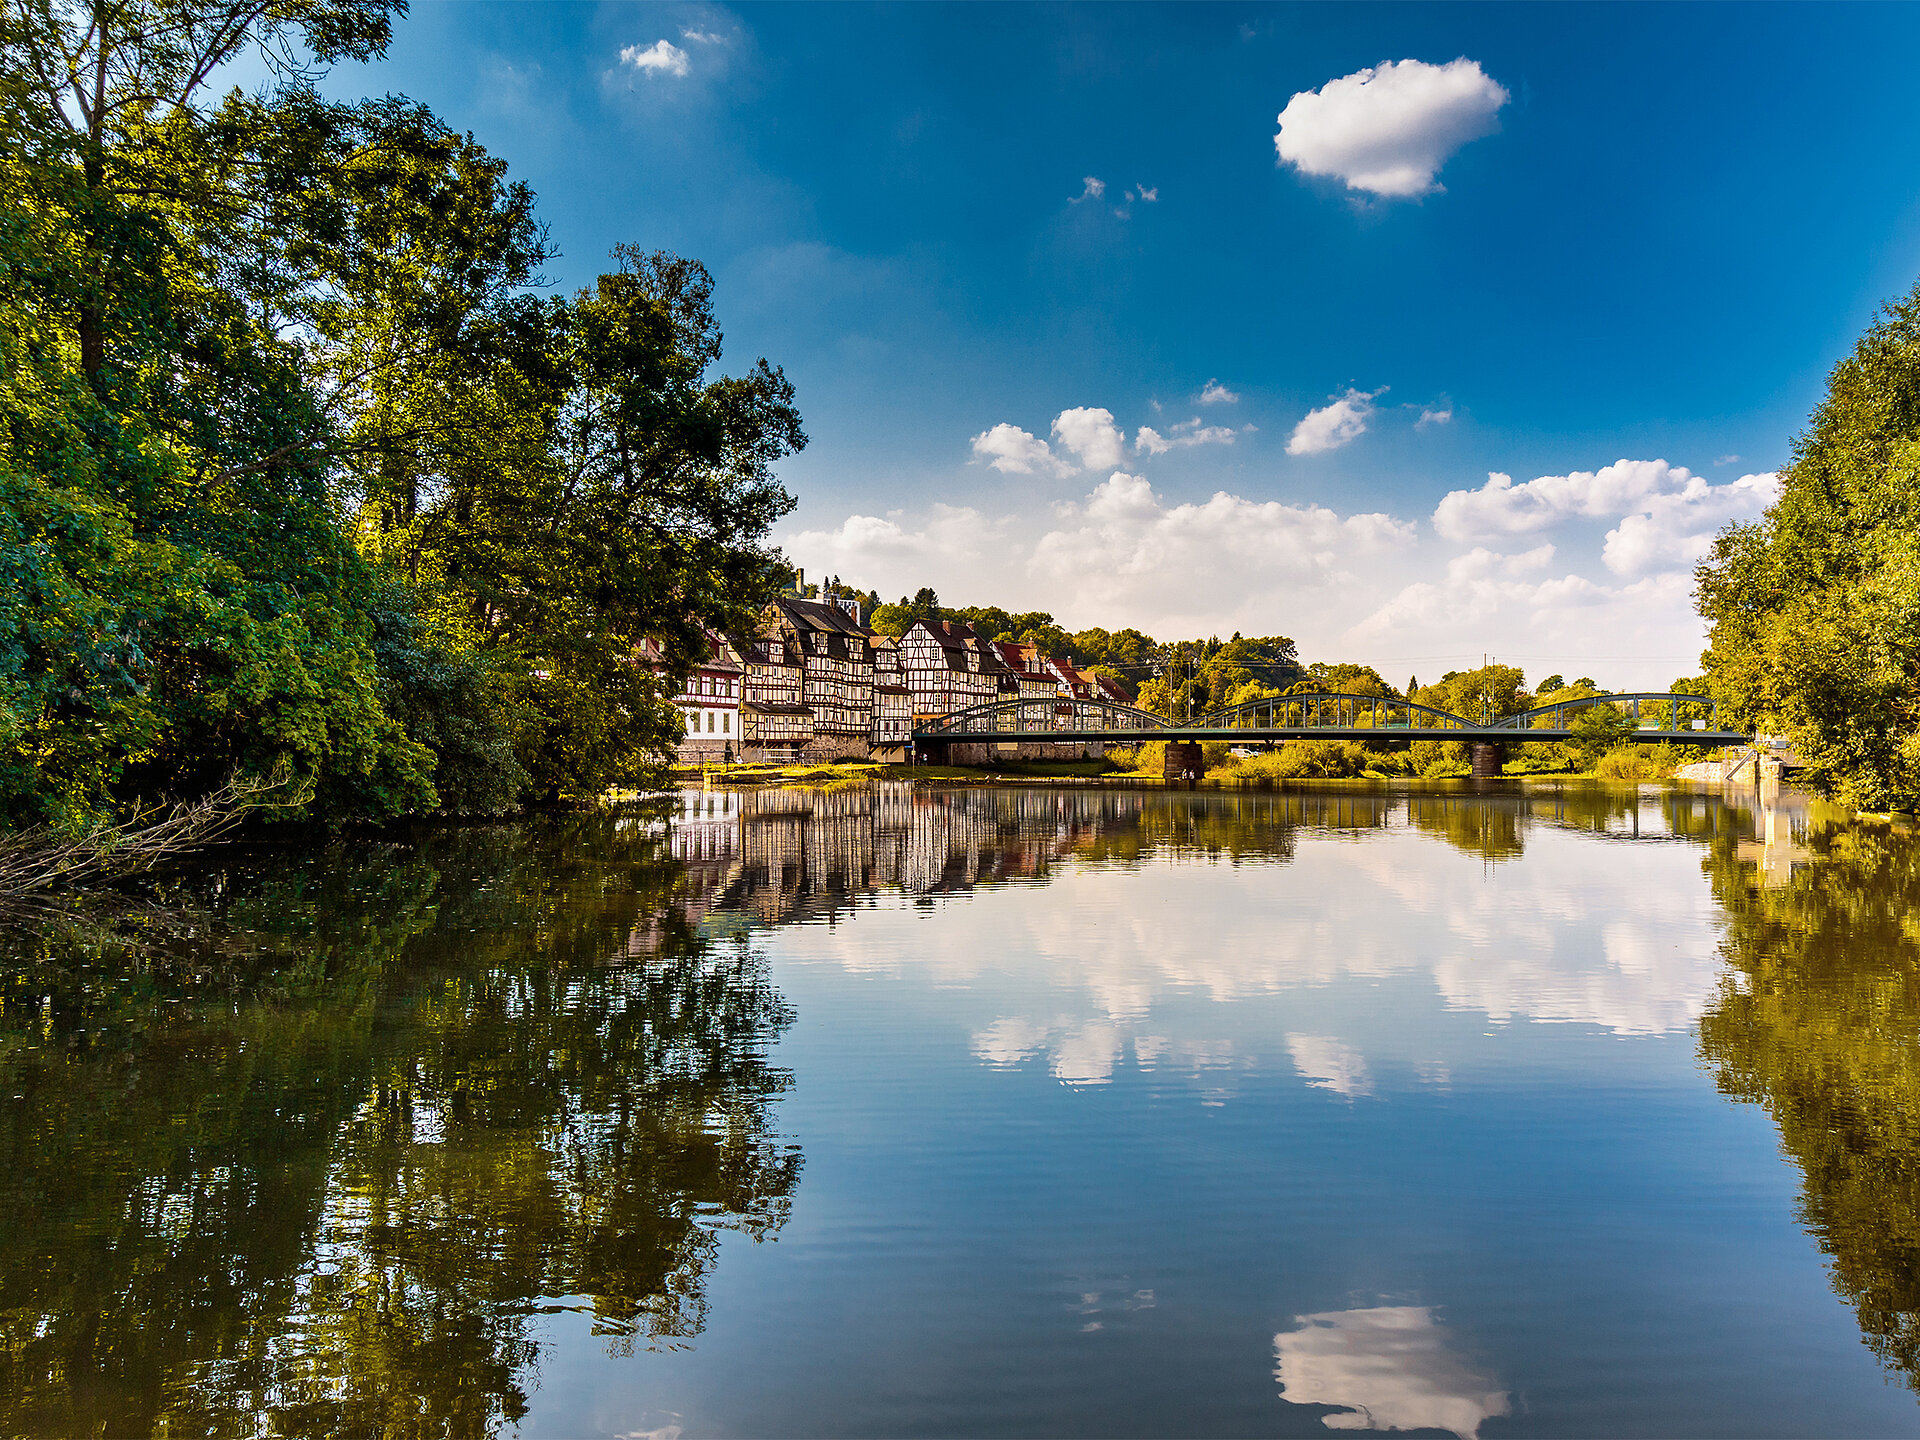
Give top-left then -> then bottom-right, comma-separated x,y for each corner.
1432,461 -> 1779,576
1287,387 -> 1383,455
786,504 -> 1000,577
1135,184 -> 1159,202
1031,472 -> 1413,630
1275,1307 -> 1510,1440
1198,379 -> 1239,405
1601,471 -> 1777,577
620,39 -> 690,77
680,27 -> 727,44
1071,176 -> 1107,203
970,422 -> 1073,476
1434,460 -> 1680,539
1417,403 -> 1453,428
1715,453 -> 1741,466
1051,407 -> 1128,471
1276,57 -> 1509,198
1135,418 -> 1241,455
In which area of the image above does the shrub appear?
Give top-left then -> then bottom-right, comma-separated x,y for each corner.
1219,740 -> 1368,782
1593,745 -> 1676,781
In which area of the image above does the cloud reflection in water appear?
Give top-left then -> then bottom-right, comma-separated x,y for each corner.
1274,1305 -> 1510,1439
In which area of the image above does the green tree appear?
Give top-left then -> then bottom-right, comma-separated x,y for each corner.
0,0 -> 441,826
1697,277 -> 1920,809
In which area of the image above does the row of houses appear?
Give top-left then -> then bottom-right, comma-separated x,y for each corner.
661,593 -> 1134,764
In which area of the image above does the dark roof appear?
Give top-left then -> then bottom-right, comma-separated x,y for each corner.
743,702 -> 814,715
911,617 -> 980,647
776,596 -> 870,637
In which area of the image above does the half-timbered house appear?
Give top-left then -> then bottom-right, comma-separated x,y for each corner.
869,633 -> 914,759
900,618 -> 1002,720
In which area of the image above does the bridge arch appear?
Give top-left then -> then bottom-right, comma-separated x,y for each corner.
912,696 -> 1169,737
1185,691 -> 1476,733
1492,692 -> 1719,732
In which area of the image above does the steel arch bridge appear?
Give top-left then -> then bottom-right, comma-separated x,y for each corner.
910,690 -> 1747,748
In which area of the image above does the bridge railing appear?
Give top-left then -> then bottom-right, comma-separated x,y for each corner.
913,697 -> 1168,737
1184,692 -> 1477,732
1491,692 -> 1721,733
909,690 -> 1733,740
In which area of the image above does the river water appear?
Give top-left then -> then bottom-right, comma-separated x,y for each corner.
3,781 -> 1918,1437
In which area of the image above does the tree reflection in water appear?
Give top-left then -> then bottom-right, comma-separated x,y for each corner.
1700,800 -> 1920,1392
0,816 -> 799,1436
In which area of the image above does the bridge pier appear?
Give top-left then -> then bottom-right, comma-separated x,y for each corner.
1470,742 -> 1506,779
1163,741 -> 1205,784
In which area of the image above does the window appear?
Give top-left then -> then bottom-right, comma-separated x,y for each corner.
707,710 -> 716,732
723,712 -> 730,733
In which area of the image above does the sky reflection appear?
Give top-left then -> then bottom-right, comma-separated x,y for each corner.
1275,1306 -> 1511,1440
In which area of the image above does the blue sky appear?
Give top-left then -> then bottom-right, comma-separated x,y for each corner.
326,3 -> 1920,685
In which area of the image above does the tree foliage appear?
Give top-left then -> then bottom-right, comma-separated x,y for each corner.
1698,277 -> 1920,809
0,0 -> 800,825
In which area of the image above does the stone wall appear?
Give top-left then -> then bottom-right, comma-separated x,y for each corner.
802,732 -> 873,763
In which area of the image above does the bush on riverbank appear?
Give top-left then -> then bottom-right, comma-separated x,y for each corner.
1213,741 -> 1371,781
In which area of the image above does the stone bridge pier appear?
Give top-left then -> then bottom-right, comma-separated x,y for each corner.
1164,741 -> 1205,783
1470,742 -> 1506,778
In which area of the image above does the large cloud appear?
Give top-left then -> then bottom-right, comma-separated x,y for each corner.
1433,461 -> 1779,577
1276,58 -> 1509,198
1030,472 -> 1414,629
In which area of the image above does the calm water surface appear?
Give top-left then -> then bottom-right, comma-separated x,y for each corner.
4,782 -> 1920,1437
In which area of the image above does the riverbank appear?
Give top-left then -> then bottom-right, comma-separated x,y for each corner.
661,755 -> 1725,792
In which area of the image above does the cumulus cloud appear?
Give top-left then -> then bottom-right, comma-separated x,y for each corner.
1031,472 -> 1413,629
1601,471 -> 1778,577
1071,176 -> 1107,203
1276,57 -> 1509,198
1134,184 -> 1159,202
620,39 -> 690,76
680,27 -> 727,44
785,504 -> 1000,577
1432,460 -> 1779,576
1287,387 -> 1384,455
1434,460 -> 1678,539
1198,379 -> 1239,406
1417,403 -> 1453,428
970,422 -> 1073,476
1051,407 -> 1128,471
1715,454 -> 1741,466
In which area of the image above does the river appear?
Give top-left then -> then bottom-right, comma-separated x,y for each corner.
3,781 -> 1918,1437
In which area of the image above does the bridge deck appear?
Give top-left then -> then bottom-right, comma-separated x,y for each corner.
909,726 -> 1751,745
